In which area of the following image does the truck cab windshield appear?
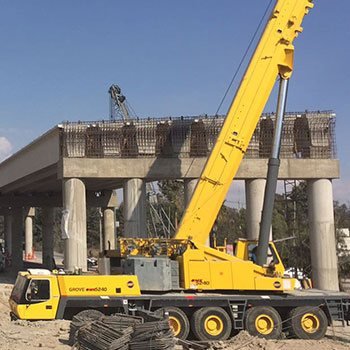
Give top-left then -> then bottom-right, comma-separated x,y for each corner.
10,275 -> 28,304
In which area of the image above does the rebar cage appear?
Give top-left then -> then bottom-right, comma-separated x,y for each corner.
61,111 -> 336,160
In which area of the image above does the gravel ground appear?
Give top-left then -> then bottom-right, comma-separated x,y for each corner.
1,271 -> 350,350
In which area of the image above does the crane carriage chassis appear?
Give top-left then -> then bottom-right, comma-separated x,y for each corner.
8,270 -> 350,341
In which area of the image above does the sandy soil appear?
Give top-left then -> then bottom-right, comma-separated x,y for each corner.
211,329 -> 350,350
0,271 -> 349,350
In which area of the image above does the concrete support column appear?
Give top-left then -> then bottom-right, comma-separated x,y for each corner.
62,178 -> 87,272
11,207 -> 24,271
123,179 -> 146,238
183,178 -> 209,244
245,179 -> 272,240
103,207 -> 115,250
24,207 -> 35,259
308,179 -> 339,291
4,214 -> 12,256
184,178 -> 198,206
42,207 -> 55,270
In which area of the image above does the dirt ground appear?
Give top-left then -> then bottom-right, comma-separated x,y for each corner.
0,272 -> 350,350
211,330 -> 350,350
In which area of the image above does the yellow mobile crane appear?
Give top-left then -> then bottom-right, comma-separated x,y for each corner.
117,0 -> 310,292
9,0 -> 350,342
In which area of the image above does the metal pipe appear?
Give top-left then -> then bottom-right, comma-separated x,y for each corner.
256,78 -> 289,266
271,79 -> 289,159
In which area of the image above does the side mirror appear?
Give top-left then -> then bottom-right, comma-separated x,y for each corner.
25,292 -> 32,302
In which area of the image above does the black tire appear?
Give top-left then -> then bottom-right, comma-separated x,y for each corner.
190,307 -> 232,341
75,309 -> 104,320
68,309 -> 104,345
288,306 -> 328,340
245,306 -> 282,339
155,307 -> 190,340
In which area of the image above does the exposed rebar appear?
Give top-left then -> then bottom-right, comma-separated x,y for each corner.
61,111 -> 336,160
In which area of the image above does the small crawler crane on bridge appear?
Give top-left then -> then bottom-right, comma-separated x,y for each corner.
9,0 -> 350,342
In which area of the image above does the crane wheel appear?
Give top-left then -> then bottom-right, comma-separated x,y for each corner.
190,307 -> 232,341
245,306 -> 282,339
288,306 -> 328,340
155,307 -> 190,340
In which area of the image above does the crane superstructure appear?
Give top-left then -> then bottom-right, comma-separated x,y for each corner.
175,0 -> 311,245
116,0 -> 314,293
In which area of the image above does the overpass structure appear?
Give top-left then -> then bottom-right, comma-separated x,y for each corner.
0,111 -> 340,290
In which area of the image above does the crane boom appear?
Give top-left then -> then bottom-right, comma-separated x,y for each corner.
175,0 -> 314,244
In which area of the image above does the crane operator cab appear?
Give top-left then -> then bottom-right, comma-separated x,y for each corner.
233,239 -> 283,272
9,269 -> 60,320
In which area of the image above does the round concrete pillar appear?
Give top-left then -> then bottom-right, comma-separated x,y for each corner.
11,207 -> 24,271
308,179 -> 339,291
123,179 -> 146,238
103,207 -> 115,250
42,207 -> 55,270
183,178 -> 209,244
62,178 -> 87,272
24,207 -> 35,259
4,215 -> 12,255
245,179 -> 272,240
184,178 -> 198,206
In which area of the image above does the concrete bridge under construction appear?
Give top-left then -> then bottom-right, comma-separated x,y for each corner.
0,110 -> 340,291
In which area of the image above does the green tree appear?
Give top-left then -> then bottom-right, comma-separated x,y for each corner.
215,205 -> 246,245
334,201 -> 350,279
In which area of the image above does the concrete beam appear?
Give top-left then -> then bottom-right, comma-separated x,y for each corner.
0,166 -> 58,194
0,190 -> 118,208
0,127 -> 60,189
0,193 -> 61,208
61,158 -> 340,180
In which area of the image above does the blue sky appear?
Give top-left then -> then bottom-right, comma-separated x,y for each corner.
0,0 -> 349,203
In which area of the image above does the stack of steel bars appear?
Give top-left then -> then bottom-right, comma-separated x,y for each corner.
71,312 -> 176,350
76,322 -> 133,350
129,319 -> 176,350
71,314 -> 143,349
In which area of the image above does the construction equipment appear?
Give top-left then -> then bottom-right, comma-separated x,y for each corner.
111,0 -> 313,293
109,84 -> 135,121
9,0 -> 350,342
9,269 -> 140,320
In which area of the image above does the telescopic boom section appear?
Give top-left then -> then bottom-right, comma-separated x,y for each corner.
175,0 -> 314,245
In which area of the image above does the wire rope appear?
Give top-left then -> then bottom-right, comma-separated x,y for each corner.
215,0 -> 275,115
